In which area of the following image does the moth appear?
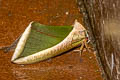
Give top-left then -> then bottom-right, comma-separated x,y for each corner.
0,20 -> 89,64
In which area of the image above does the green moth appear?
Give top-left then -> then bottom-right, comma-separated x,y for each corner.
2,20 -> 88,64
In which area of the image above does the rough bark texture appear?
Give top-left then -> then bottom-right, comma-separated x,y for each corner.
77,0 -> 120,80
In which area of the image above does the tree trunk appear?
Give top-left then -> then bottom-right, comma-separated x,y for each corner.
77,0 -> 120,80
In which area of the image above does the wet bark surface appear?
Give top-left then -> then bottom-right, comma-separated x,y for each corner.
0,0 -> 103,80
77,0 -> 120,80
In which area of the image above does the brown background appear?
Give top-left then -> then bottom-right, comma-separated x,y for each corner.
0,0 -> 103,80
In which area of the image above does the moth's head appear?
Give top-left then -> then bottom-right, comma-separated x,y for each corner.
73,20 -> 86,31
73,20 -> 90,43
73,20 -> 86,36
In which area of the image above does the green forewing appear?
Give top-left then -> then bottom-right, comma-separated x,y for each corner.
19,22 -> 73,57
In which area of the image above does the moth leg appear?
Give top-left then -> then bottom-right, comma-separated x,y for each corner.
84,39 -> 91,52
84,39 -> 88,49
79,41 -> 85,56
0,35 -> 21,53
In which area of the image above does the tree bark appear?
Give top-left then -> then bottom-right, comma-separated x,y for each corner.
77,0 -> 120,80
